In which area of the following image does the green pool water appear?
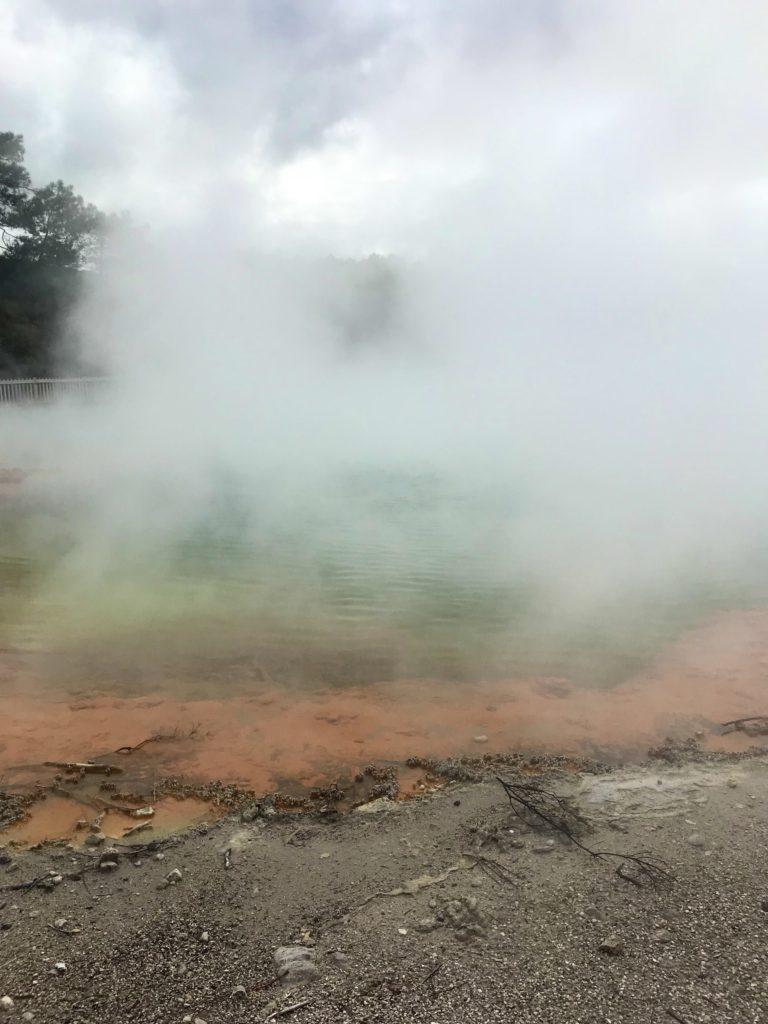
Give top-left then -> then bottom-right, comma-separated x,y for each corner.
2,468 -> 767,693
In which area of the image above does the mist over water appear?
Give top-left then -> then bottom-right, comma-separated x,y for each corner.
2,0 -> 768,723
3,335 -> 768,699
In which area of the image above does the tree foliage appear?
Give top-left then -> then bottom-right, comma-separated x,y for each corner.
3,180 -> 103,268
0,132 -> 105,376
0,132 -> 31,226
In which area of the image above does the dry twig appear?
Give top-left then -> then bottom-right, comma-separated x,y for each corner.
461,852 -> 517,886
720,715 -> 768,735
421,964 -> 442,986
44,761 -> 123,775
0,874 -> 49,893
115,737 -> 156,755
264,1000 -> 312,1021
0,868 -> 90,894
666,1008 -> 689,1024
496,776 -> 673,887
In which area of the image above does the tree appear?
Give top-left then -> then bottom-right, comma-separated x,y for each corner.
1,133 -> 104,270
2,180 -> 104,268
0,132 -> 106,376
0,132 -> 31,244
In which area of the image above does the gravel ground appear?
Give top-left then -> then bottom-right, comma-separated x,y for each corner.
1,752 -> 767,1023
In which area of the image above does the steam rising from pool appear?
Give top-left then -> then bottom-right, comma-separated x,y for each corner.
2,0 -> 768,703
2,243 -> 768,695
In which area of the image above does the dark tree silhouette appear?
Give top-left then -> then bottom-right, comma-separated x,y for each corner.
0,132 -> 105,377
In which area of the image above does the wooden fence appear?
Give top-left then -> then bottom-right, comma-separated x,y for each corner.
0,377 -> 109,404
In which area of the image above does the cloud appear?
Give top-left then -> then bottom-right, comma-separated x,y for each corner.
1,0 -> 767,253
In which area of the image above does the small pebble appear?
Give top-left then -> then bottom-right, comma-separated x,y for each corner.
397,927 -> 408,935
598,935 -> 624,956
54,962 -> 67,974
473,735 -> 488,744
687,833 -> 705,848
533,840 -> 556,854
0,996 -> 14,1013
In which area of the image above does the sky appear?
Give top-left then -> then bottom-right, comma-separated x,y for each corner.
2,0 -> 767,255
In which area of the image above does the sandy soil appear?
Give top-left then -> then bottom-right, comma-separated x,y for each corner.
1,746 -> 767,1024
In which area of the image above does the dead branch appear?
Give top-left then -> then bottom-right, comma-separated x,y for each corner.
720,715 -> 768,734
421,964 -> 442,986
0,868 -> 89,894
496,776 -> 673,887
0,874 -> 49,893
116,724 -> 204,754
615,863 -> 643,887
115,737 -> 156,755
48,922 -> 82,936
122,821 -> 152,837
666,1009 -> 689,1024
461,852 -> 517,886
50,786 -> 143,819
44,761 -> 123,774
85,794 -> 154,817
264,1000 -> 312,1021
110,839 -> 163,853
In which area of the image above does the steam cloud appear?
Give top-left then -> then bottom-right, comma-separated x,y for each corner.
2,0 -> 768,675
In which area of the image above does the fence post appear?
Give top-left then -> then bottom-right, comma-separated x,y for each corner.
0,377 -> 109,404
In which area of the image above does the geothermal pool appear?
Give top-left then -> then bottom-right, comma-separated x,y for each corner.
2,468 -> 768,805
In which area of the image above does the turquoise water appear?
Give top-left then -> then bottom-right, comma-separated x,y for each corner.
2,469 -> 767,691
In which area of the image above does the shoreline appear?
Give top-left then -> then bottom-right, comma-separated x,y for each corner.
3,602 -> 768,799
1,740 -> 768,1022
